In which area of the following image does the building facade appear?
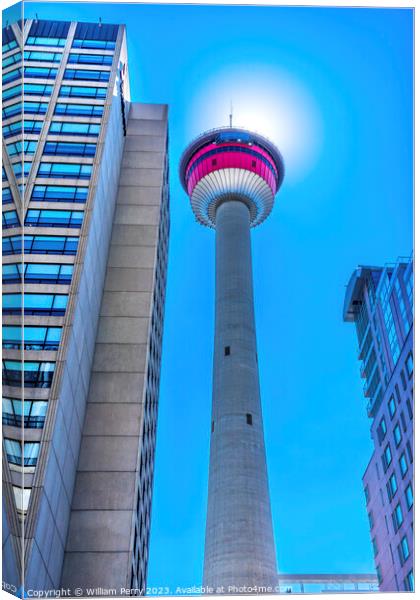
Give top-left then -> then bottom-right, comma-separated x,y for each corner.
343,256 -> 413,592
2,18 -> 169,596
179,128 -> 284,591
277,573 -> 378,594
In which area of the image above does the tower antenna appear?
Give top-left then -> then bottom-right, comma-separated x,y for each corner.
229,101 -> 233,128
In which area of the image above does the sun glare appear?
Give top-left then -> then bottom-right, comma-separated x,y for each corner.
189,66 -> 323,184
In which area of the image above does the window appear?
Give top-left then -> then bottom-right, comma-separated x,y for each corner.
393,424 -> 402,447
25,209 -> 84,229
211,421 -> 214,433
399,452 -> 408,477
246,413 -> 253,426
26,36 -> 66,46
405,352 -> 413,378
24,66 -> 58,79
372,537 -> 378,557
31,185 -> 89,203
63,69 -> 111,81
2,360 -> 55,388
3,39 -> 18,53
54,102 -> 103,117
387,395 -> 396,418
404,570 -> 414,592
12,162 -> 32,179
400,368 -> 407,391
364,484 -> 370,504
72,38 -> 116,50
3,102 -> 22,119
24,83 -> 53,96
368,511 -> 374,529
395,382 -> 401,403
37,162 -> 92,179
43,141 -> 97,157
2,121 -> 22,138
406,398 -> 413,420
4,439 -> 40,466
405,483 -> 413,510
49,121 -> 100,136
2,210 -> 20,229
59,85 -> 107,99
24,50 -> 62,62
406,440 -> 413,464
387,472 -> 398,501
2,397 -> 48,428
3,84 -> 22,101
3,235 -> 79,256
382,444 -> 392,473
3,326 -> 62,351
13,486 -> 31,514
2,120 -> 42,138
7,140 -> 37,156
376,564 -> 382,585
2,51 -> 22,68
3,293 -> 68,316
400,410 -> 407,432
398,536 -> 410,565
2,263 -> 73,285
392,503 -> 403,531
2,167 -> 8,182
24,101 -> 49,115
68,53 -> 113,65
2,188 -> 13,205
3,67 -> 22,85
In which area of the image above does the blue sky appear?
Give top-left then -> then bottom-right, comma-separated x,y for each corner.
12,1 -> 414,589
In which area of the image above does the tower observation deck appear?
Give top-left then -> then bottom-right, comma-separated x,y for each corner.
180,127 -> 285,592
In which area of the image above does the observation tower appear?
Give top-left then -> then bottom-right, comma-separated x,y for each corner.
180,127 -> 285,591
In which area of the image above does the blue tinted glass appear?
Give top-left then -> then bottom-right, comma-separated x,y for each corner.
24,66 -> 58,79
2,210 -> 19,228
72,39 -> 116,50
31,185 -> 89,202
3,68 -> 22,85
25,83 -> 53,96
3,102 -> 22,119
43,142 -> 96,156
24,50 -> 62,62
26,36 -> 66,47
54,103 -> 104,117
2,51 -> 22,68
3,84 -> 22,100
68,53 -> 113,65
2,188 -> 13,204
59,85 -> 107,99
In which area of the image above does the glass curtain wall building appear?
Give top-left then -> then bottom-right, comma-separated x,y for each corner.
2,17 -> 169,596
343,256 -> 413,592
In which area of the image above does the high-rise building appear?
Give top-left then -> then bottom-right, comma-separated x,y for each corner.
179,127 -> 284,591
343,256 -> 413,592
2,18 -> 169,596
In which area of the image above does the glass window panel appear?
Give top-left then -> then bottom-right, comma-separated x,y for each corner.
3,68 -> 22,85
24,50 -> 62,62
24,83 -> 53,96
3,84 -> 22,100
26,36 -> 66,46
59,85 -> 107,99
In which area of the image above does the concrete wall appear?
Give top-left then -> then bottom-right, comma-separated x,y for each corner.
61,102 -> 169,596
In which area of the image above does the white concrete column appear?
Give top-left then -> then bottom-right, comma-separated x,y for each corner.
203,199 -> 277,592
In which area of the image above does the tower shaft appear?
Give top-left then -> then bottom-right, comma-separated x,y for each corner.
203,200 -> 277,591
